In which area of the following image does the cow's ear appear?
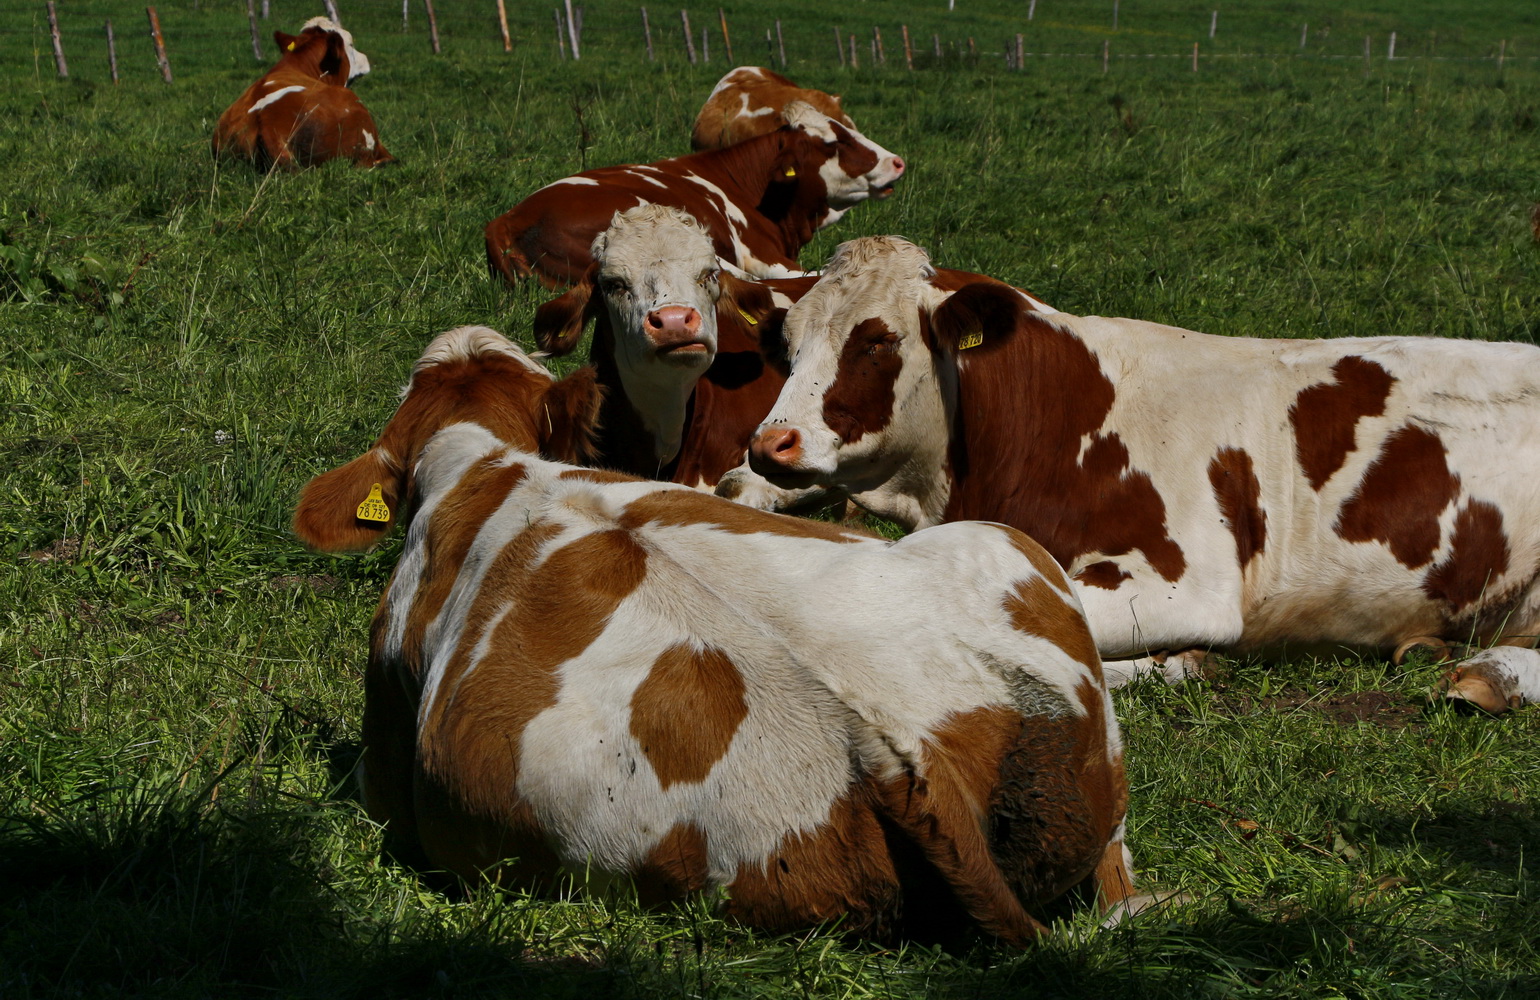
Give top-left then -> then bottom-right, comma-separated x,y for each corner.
533,264 -> 600,356
317,30 -> 347,79
293,447 -> 403,553
718,271 -> 792,369
928,282 -> 1025,355
538,366 -> 604,464
273,31 -> 299,54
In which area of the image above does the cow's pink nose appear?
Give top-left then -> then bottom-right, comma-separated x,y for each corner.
749,427 -> 803,470
645,306 -> 703,347
890,156 -> 905,175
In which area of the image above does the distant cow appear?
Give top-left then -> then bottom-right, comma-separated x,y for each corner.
736,237 -> 1540,713
213,17 -> 393,172
292,325 -> 1134,944
532,204 -> 818,494
484,101 -> 904,287
691,66 -> 855,151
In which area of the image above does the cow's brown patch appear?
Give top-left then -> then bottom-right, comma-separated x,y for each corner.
831,121 -> 880,180
726,787 -> 903,938
559,467 -> 640,484
1424,500 -> 1511,610
994,525 -> 1074,589
398,458 -> 529,669
630,643 -> 749,790
1335,424 -> 1459,568
928,285 -> 1186,584
634,823 -> 711,904
822,318 -> 903,445
619,488 -> 871,543
1208,447 -> 1267,568
1003,574 -> 1101,673
1289,356 -> 1396,491
417,526 -> 649,818
1075,561 -> 1131,590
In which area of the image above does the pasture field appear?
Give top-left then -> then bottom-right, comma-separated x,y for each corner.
4,0 -> 1540,996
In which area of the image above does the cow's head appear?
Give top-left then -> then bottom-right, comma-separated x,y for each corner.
745,237 -> 1035,526
293,326 -> 601,552
274,16 -> 371,83
533,205 -> 783,464
774,101 -> 905,220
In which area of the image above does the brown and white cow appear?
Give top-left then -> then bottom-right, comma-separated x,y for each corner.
691,66 -> 856,151
212,17 -> 393,172
734,237 -> 1540,712
293,325 -> 1134,944
531,204 -> 819,496
484,101 -> 904,287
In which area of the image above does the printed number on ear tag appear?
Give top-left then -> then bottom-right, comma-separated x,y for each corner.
958,327 -> 985,350
737,307 -> 759,326
356,483 -> 391,523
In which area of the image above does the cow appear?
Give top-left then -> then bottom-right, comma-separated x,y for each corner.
291,325 -> 1136,945
691,66 -> 855,151
483,101 -> 904,287
530,204 -> 818,495
212,17 -> 393,172
732,236 -> 1540,714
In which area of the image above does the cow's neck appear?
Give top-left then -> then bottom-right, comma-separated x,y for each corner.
589,323 -> 687,478
683,135 -> 818,262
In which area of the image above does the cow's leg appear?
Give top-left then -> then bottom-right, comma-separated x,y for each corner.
713,464 -> 846,514
1101,652 -> 1206,688
1440,646 -> 1540,713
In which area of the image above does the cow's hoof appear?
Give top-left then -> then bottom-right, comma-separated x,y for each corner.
1154,648 -> 1221,684
1394,635 -> 1452,666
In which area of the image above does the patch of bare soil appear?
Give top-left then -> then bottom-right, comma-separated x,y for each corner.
1220,689 -> 1423,729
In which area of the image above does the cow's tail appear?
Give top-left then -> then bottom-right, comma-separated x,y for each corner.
484,217 -> 531,286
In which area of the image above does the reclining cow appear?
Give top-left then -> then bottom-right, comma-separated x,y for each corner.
733,236 -> 1540,713
691,66 -> 855,151
484,101 -> 903,287
292,325 -> 1134,943
212,17 -> 393,172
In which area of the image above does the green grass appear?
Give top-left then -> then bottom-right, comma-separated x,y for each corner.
3,1 -> 1540,996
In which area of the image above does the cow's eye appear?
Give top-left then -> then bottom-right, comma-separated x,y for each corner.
868,333 -> 899,355
697,268 -> 719,287
601,277 -> 630,297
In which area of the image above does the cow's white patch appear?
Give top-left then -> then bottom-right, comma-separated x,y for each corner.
362,130 -> 376,151
248,85 -> 306,113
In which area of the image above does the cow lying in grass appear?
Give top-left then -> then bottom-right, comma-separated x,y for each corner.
292,325 -> 1135,944
691,66 -> 856,151
213,17 -> 393,172
734,237 -> 1540,713
484,101 -> 903,287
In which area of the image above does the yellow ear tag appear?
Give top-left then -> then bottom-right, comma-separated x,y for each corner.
958,326 -> 985,351
737,306 -> 759,326
286,40 -> 296,51
356,483 -> 391,523
784,167 -> 796,178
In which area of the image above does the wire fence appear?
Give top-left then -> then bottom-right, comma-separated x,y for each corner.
7,1 -> 1536,85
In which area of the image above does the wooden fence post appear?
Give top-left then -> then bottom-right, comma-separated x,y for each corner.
1112,0 -> 1118,31
873,26 -> 883,64
147,7 -> 172,83
776,19 -> 786,67
1209,11 -> 1217,39
262,0 -> 270,19
848,33 -> 858,68
554,10 -> 566,59
1300,23 -> 1308,49
966,36 -> 975,57
401,0 -> 408,31
247,0 -> 264,60
425,0 -> 440,53
701,26 -> 709,63
835,26 -> 844,66
497,0 -> 512,52
642,8 -> 654,60
681,11 -> 697,64
1101,38 -> 1109,73
1028,0 -> 1036,20
565,0 -> 581,58
1191,40 -> 1198,72
718,8 -> 732,63
901,24 -> 913,70
1363,34 -> 1370,72
1387,31 -> 1396,60
932,33 -> 940,59
1015,33 -> 1023,70
106,20 -> 119,83
764,27 -> 772,63
47,1 -> 68,78
324,0 -> 342,27
1499,39 -> 1508,72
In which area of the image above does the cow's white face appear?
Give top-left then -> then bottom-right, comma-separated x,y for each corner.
301,16 -> 370,81
592,205 -> 725,461
748,237 -> 950,506
782,102 -> 905,215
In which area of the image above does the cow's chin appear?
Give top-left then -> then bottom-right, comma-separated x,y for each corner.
753,466 -> 825,491
870,184 -> 897,201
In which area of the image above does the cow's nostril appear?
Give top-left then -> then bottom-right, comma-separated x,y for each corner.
890,156 -> 905,173
773,429 -> 801,454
